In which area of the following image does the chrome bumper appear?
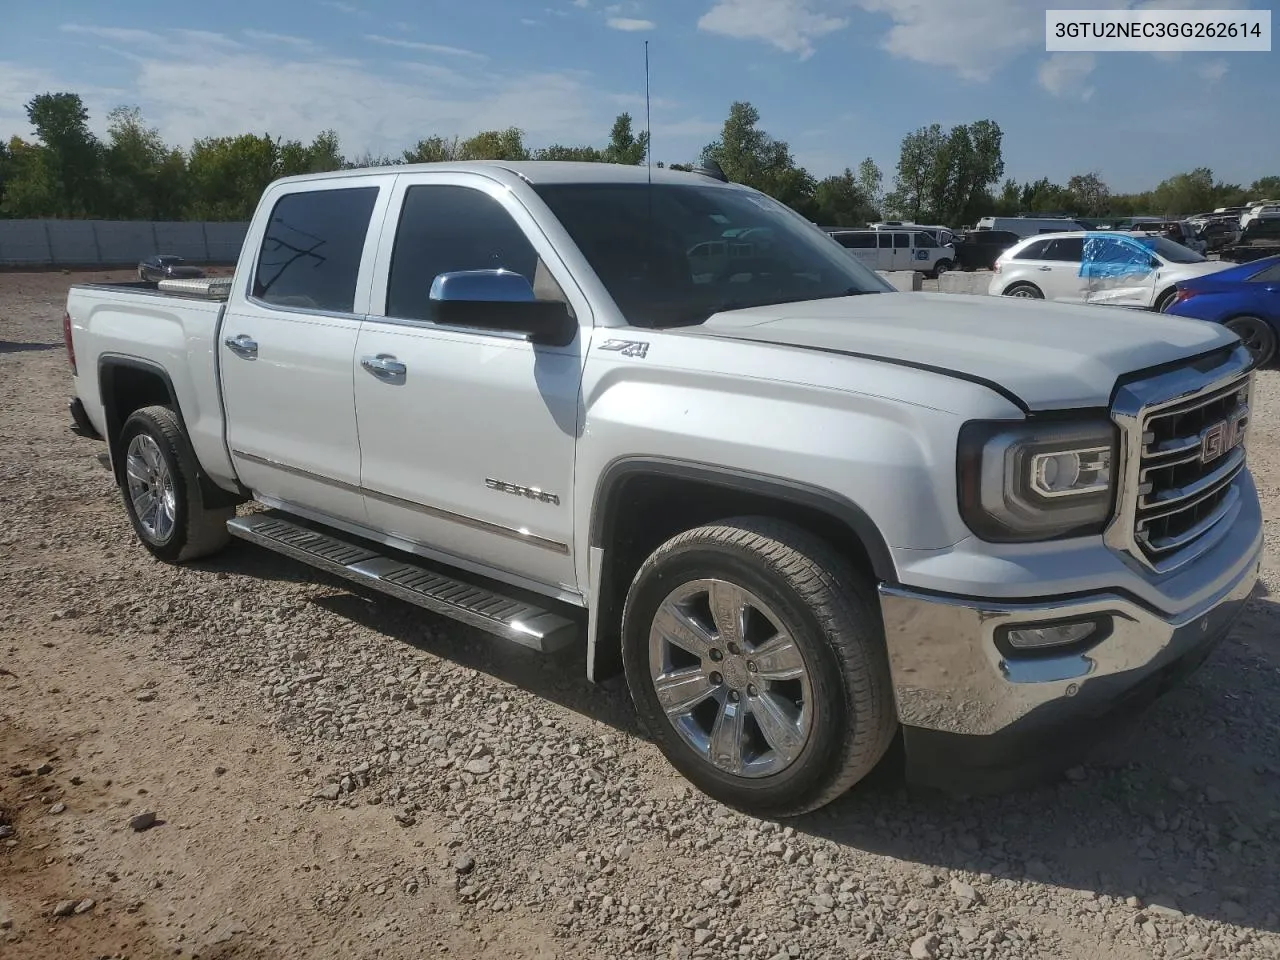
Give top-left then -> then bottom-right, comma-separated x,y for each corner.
878,540 -> 1261,741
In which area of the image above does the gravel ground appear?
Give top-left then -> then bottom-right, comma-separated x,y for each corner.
2,269 -> 1279,960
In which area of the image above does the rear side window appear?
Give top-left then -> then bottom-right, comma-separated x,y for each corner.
1013,239 -> 1051,260
253,186 -> 379,313
893,233 -> 910,249
1043,237 -> 1085,262
387,184 -> 541,322
878,233 -> 892,249
836,233 -> 874,248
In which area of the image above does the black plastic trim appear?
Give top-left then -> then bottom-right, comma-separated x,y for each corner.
68,397 -> 103,440
589,456 -> 898,584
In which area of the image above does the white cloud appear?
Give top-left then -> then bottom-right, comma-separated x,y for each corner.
697,0 -> 847,59
607,17 -> 656,31
60,23 -> 164,45
0,27 -> 708,164
1195,57 -> 1229,83
362,35 -> 488,60
320,0 -> 362,13
1036,52 -> 1097,100
243,30 -> 321,52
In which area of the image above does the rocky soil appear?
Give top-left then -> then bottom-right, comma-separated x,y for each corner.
2,269 -> 1279,960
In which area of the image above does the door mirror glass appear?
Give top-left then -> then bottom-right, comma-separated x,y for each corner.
428,270 -> 576,346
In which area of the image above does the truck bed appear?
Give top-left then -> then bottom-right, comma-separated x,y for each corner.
74,277 -> 232,301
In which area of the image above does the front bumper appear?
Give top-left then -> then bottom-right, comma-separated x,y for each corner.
879,537 -> 1261,792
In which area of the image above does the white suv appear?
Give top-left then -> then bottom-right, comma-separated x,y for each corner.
989,231 -> 1234,311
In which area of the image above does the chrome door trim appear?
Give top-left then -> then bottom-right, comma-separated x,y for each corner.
231,449 -> 569,555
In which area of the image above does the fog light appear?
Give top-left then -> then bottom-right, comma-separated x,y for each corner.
1006,621 -> 1097,650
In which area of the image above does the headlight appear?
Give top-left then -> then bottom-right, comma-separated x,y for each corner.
957,419 -> 1119,542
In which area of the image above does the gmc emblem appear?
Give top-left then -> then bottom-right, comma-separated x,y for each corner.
1200,408 -> 1248,464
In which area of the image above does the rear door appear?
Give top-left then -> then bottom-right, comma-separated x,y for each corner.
1037,236 -> 1088,301
220,177 -> 393,524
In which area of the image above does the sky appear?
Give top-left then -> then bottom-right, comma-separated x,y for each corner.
0,0 -> 1276,193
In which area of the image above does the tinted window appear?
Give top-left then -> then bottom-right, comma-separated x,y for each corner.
532,181 -> 889,328
1133,235 -> 1206,264
836,233 -> 874,248
915,232 -> 938,248
1013,239 -> 1051,260
253,187 -> 378,313
878,233 -> 892,249
893,233 -> 910,249
387,185 -> 543,321
1249,262 -> 1280,283
1043,237 -> 1085,262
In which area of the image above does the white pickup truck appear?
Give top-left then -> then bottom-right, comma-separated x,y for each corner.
65,161 -> 1262,816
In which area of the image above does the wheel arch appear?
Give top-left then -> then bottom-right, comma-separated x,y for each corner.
1001,280 -> 1042,297
98,355 -> 244,509
584,457 -> 897,682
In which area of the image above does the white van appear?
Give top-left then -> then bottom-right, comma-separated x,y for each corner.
828,228 -> 955,277
974,216 -> 1087,238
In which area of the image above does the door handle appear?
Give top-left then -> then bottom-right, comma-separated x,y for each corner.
361,354 -> 407,381
224,334 -> 258,358
1038,265 -> 1052,271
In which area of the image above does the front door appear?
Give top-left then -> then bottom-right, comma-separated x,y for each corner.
1081,235 -> 1160,308
353,173 -> 588,595
221,180 -> 390,524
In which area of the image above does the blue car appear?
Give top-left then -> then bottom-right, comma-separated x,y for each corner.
1164,255 -> 1280,366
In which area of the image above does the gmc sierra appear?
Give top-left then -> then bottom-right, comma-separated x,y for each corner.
64,161 -> 1262,816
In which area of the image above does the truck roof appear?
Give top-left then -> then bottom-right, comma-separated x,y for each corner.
272,160 -> 736,189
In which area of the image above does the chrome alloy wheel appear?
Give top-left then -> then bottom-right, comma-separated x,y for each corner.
648,579 -> 814,778
125,433 -> 177,542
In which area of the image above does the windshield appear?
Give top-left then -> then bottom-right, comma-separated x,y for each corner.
1134,235 -> 1206,264
532,182 -> 890,327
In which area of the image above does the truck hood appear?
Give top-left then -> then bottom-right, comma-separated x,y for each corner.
683,292 -> 1238,410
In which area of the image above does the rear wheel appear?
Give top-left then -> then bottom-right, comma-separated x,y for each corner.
1225,316 -> 1277,367
117,405 -> 233,563
1003,282 -> 1043,299
621,517 -> 897,818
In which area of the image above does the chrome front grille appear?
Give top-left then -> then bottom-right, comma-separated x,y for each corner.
1135,379 -> 1249,559
1106,344 -> 1255,574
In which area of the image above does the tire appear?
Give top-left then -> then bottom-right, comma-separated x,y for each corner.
621,517 -> 897,817
932,259 -> 953,279
117,405 -> 233,563
1225,316 -> 1277,367
1155,288 -> 1178,313
1002,282 -> 1043,299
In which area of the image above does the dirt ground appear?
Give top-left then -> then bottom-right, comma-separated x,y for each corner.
2,269 -> 1279,960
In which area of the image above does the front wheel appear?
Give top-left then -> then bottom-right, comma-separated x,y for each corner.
1155,288 -> 1179,313
117,405 -> 233,563
932,260 -> 953,278
1225,316 -> 1277,367
621,517 -> 897,817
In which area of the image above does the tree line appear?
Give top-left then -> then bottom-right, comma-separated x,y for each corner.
2,92 -> 1277,227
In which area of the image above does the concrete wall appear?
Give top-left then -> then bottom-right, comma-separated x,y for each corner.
0,220 -> 249,267
877,270 -> 924,292
938,271 -> 994,296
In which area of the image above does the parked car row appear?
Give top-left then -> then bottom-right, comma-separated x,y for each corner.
137,254 -> 206,282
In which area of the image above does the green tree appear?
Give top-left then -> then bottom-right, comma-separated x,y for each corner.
602,112 -> 648,165
402,135 -> 459,164
700,102 -> 815,212
457,128 -> 530,161
812,168 -> 877,226
25,92 -> 103,217
1249,175 -> 1280,198
1066,172 -> 1110,217
101,107 -> 186,220
185,134 -> 281,220
0,136 -> 58,217
855,158 -> 882,215
535,144 -> 604,161
885,120 -> 1003,224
